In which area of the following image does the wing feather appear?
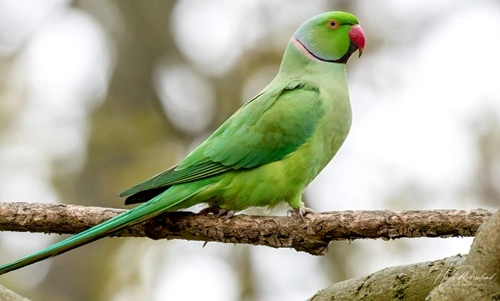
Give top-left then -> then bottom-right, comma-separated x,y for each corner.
120,81 -> 325,204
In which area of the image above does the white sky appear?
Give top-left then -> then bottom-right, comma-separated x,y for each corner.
0,1 -> 499,300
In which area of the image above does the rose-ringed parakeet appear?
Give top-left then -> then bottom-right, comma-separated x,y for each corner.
0,11 -> 365,274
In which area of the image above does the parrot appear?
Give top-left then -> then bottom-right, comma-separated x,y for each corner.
0,11 -> 365,275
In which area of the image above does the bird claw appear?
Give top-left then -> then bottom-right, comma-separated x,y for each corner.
198,206 -> 223,215
199,206 -> 235,248
287,207 -> 317,222
218,209 -> 235,221
198,206 -> 235,221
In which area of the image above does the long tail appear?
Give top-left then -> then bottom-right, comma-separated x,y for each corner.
0,184 -> 203,275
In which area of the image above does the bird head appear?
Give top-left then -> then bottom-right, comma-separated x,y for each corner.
293,11 -> 365,63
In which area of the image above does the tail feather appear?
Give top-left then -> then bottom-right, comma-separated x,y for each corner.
0,185 -> 202,275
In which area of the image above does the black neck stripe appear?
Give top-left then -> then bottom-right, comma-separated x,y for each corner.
294,37 -> 356,64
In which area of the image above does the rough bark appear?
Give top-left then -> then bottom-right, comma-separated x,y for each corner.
0,202 -> 493,255
309,210 -> 500,300
309,255 -> 466,301
427,210 -> 500,300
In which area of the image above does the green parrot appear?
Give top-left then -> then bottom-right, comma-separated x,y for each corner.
0,11 -> 365,275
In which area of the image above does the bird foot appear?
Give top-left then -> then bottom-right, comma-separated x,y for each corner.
287,207 -> 317,222
217,209 -> 235,221
198,206 -> 223,215
198,206 -> 235,220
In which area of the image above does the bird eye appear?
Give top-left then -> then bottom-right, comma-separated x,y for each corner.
328,19 -> 339,29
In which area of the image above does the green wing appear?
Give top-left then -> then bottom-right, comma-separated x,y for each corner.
119,80 -> 325,204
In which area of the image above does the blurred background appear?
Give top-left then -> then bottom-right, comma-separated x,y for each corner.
0,0 -> 499,300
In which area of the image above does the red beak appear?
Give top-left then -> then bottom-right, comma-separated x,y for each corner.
348,24 -> 366,57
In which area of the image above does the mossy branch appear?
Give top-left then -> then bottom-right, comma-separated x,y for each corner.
310,210 -> 500,300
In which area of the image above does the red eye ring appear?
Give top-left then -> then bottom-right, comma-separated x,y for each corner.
328,19 -> 339,29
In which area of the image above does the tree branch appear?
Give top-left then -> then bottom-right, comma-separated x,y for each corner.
309,210 -> 500,300
309,255 -> 466,301
0,202 -> 493,255
427,210 -> 500,300
0,284 -> 31,301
